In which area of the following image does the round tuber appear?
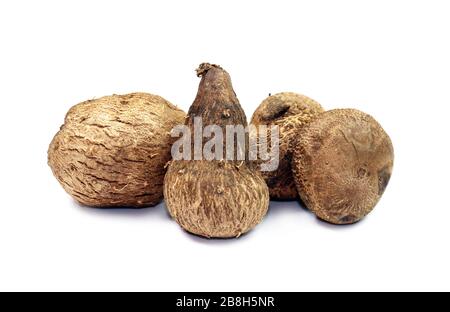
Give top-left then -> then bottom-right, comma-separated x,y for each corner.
292,109 -> 394,224
48,93 -> 186,208
251,92 -> 324,200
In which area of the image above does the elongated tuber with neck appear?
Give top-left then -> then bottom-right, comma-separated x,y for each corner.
164,63 -> 269,238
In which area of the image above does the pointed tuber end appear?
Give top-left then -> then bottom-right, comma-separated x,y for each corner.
196,63 -> 223,77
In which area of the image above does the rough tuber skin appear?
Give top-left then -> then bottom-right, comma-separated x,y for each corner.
164,63 -> 269,238
292,109 -> 394,224
251,92 -> 324,200
48,93 -> 186,208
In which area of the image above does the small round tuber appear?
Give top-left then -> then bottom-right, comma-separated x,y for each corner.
292,109 -> 394,224
251,92 -> 324,200
48,93 -> 186,208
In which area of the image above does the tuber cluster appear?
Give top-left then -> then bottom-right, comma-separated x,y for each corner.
48,62 -> 394,238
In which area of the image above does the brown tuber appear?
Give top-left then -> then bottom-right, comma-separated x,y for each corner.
292,109 -> 394,224
251,92 -> 324,200
48,93 -> 186,208
164,63 -> 269,238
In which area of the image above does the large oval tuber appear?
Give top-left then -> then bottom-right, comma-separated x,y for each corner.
292,109 -> 394,224
48,93 -> 186,208
251,92 -> 324,200
164,63 -> 269,238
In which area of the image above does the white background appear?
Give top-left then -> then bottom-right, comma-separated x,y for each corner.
0,0 -> 449,292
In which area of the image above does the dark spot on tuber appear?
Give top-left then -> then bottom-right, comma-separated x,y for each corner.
378,166 -> 391,195
222,109 -> 231,119
261,102 -> 290,121
339,215 -> 357,224
357,167 -> 369,178
266,177 -> 278,188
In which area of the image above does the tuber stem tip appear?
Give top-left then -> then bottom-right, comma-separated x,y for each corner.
196,63 -> 223,77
